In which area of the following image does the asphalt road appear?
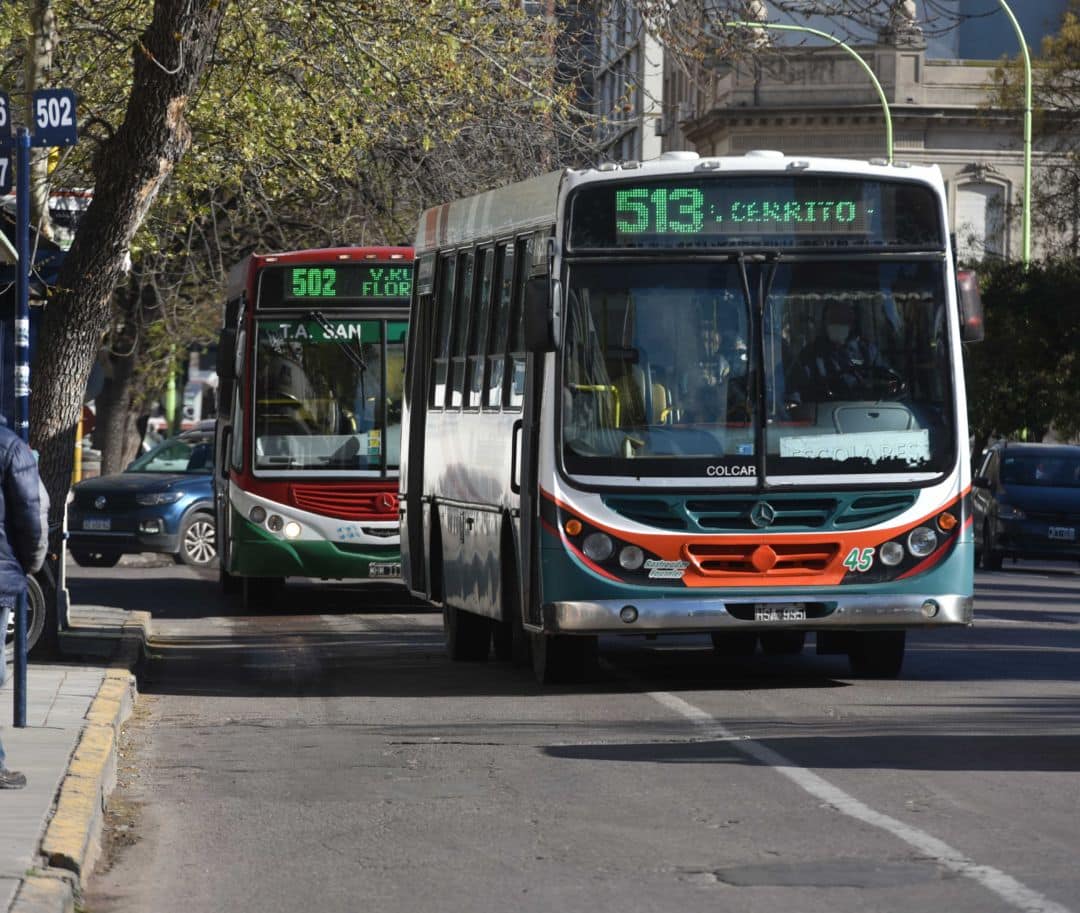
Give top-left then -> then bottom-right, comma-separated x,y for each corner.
71,555 -> 1080,913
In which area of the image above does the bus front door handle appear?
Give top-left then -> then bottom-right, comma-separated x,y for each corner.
510,420 -> 523,495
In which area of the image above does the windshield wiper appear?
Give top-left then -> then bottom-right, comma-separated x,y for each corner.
308,310 -> 367,374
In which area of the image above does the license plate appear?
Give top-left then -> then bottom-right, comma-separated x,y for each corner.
369,562 -> 401,578
755,603 -> 806,622
1048,526 -> 1076,541
83,518 -> 111,531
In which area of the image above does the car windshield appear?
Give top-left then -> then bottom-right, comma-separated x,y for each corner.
1002,454 -> 1080,488
252,317 -> 406,472
127,435 -> 213,473
560,259 -> 954,481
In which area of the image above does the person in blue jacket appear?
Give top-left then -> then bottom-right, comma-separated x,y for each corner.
0,424 -> 49,790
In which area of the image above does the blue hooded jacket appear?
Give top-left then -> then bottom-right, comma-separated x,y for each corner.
0,425 -> 49,598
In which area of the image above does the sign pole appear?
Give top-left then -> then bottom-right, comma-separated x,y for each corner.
13,127 -> 30,728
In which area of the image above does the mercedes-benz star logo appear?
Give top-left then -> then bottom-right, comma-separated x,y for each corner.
749,500 -> 776,529
94,496 -> 107,510
377,492 -> 397,513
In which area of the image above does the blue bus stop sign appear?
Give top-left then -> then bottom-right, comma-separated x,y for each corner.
30,89 -> 78,147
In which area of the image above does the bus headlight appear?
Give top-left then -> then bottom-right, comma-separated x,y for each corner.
879,541 -> 905,566
582,532 -> 615,562
249,506 -> 267,524
283,521 -> 302,540
267,514 -> 284,532
907,526 -> 937,558
619,545 -> 645,570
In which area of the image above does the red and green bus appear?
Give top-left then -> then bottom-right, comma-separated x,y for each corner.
215,246 -> 413,608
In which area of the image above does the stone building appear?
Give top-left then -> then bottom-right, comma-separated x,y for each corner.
597,0 -> 1071,262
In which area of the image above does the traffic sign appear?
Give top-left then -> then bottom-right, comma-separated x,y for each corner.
1,152 -> 11,194
0,91 -> 10,143
30,89 -> 78,147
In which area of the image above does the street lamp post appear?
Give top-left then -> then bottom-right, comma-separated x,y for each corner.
995,1 -> 1032,265
726,20 -> 893,164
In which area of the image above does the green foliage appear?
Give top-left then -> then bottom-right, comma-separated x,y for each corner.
964,258 -> 1080,445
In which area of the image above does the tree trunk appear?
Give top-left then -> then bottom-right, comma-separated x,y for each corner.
27,0 -> 57,241
30,0 -> 230,552
94,354 -> 143,475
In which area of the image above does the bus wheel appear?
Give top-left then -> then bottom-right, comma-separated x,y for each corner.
530,633 -> 598,684
242,576 -> 282,612
444,606 -> 491,661
759,631 -> 805,655
710,631 -> 758,656
847,631 -> 906,678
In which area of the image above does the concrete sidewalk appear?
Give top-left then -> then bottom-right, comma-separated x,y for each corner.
2,607 -> 149,913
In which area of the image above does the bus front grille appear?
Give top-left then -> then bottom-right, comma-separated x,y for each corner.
291,484 -> 398,520
684,541 -> 839,577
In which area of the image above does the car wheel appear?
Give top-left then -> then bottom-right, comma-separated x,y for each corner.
4,576 -> 47,663
69,548 -> 122,568
981,522 -> 1004,571
178,512 -> 217,567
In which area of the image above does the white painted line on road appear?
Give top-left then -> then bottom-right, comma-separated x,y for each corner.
648,689 -> 1074,913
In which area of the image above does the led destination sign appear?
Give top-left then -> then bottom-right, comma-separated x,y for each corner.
569,177 -> 942,249
257,263 -> 413,309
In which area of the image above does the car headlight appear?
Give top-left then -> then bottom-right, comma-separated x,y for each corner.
136,491 -> 184,506
998,503 -> 1026,521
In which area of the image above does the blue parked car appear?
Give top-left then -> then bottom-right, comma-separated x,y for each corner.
67,422 -> 216,568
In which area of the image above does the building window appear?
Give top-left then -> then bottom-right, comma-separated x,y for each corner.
956,181 -> 1006,261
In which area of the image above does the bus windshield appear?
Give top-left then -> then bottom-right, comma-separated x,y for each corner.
252,317 -> 407,472
560,259 -> 954,480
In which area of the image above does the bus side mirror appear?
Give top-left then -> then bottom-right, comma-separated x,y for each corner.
957,270 -> 985,343
523,276 -> 553,353
217,328 -> 237,379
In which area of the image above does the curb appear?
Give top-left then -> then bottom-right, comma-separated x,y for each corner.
8,618 -> 147,913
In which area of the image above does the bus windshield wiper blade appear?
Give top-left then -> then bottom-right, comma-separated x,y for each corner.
308,310 -> 367,374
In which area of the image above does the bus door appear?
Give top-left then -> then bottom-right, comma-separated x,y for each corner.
403,255 -> 436,596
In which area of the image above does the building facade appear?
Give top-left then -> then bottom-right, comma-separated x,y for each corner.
594,0 -> 1071,262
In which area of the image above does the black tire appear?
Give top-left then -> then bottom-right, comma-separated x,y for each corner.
444,605 -> 491,661
69,548 -> 121,568
981,522 -> 1004,571
847,631 -> 906,679
219,564 -> 241,596
531,633 -> 598,684
4,576 -> 47,663
177,511 -> 217,567
710,631 -> 758,656
760,630 -> 806,655
242,575 -> 283,611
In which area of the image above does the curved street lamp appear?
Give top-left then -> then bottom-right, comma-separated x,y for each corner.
995,1 -> 1032,265
725,20 -> 893,164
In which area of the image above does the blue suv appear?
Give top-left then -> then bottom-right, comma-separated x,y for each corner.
67,422 -> 216,568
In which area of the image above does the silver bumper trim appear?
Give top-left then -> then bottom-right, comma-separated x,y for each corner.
548,593 -> 973,632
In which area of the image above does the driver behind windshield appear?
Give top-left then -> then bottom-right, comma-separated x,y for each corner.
787,299 -> 895,402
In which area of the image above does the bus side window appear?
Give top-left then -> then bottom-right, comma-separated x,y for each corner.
431,253 -> 456,409
487,243 -> 514,410
507,236 -> 533,410
449,251 -> 475,409
468,247 -> 495,410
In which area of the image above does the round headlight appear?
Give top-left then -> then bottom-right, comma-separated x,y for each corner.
907,526 -> 937,558
582,532 -> 615,562
879,541 -> 905,566
267,514 -> 284,532
283,521 -> 302,540
249,505 -> 267,524
619,545 -> 645,570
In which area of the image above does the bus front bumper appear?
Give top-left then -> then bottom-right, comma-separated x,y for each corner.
545,593 -> 973,633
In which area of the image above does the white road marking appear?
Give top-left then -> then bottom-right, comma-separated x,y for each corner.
648,689 -> 1074,913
